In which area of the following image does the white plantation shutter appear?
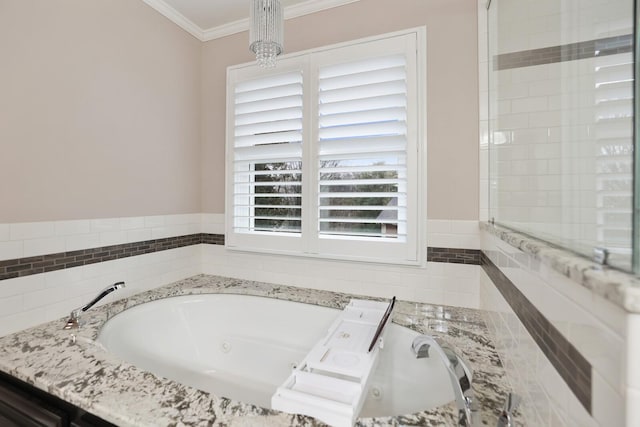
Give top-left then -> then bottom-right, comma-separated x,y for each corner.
227,30 -> 424,263
232,70 -> 304,236
593,53 -> 633,266
317,54 -> 408,240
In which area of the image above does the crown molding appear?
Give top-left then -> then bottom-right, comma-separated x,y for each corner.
202,18 -> 249,41
284,0 -> 360,20
141,0 -> 204,40
142,0 -> 361,42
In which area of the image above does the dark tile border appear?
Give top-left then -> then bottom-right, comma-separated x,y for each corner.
0,234 -> 225,281
427,247 -> 481,265
494,34 -> 632,70
481,251 -> 592,413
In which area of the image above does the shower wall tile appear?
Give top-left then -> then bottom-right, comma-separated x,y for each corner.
481,228 -> 634,426
1,214 -> 483,335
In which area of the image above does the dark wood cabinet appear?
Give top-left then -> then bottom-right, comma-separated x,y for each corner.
0,372 -> 115,427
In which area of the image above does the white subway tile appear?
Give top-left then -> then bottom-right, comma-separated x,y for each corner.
186,223 -> 200,235
45,296 -> 84,323
0,241 -> 24,261
426,220 -> 452,234
443,291 -> 479,309
126,229 -> 152,243
0,294 -> 24,317
151,227 -> 172,240
427,234 -> 459,248
164,214 -> 193,226
450,220 -> 479,235
144,215 -> 166,228
443,263 -> 479,280
23,287 -> 68,311
592,371 -> 625,427
0,224 -> 10,241
0,308 -> 49,337
627,313 -> 640,389
203,223 -> 225,235
65,233 -> 100,252
0,275 -> 46,298
90,218 -> 121,233
627,387 -> 640,427
23,237 -> 65,257
99,231 -> 127,246
45,267 -> 85,289
414,288 -> 445,305
591,295 -> 626,339
120,216 -> 146,230
455,235 -> 481,249
426,261 -> 446,276
511,96 -> 548,113
55,220 -> 91,236
10,222 -> 55,240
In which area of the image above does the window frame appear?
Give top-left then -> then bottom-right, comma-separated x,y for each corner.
226,27 -> 427,266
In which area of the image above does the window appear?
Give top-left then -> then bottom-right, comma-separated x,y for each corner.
226,29 -> 425,264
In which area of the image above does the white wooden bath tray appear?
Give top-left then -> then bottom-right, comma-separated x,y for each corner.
272,297 -> 396,427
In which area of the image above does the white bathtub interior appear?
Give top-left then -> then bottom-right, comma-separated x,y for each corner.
97,294 -> 455,418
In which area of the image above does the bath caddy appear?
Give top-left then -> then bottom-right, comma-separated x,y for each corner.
272,297 -> 395,427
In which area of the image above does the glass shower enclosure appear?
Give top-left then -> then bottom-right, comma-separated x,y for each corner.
487,0 -> 635,272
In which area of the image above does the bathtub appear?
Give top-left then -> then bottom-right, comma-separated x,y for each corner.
97,294 -> 454,420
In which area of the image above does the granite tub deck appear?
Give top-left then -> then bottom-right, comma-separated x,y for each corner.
0,275 -> 516,426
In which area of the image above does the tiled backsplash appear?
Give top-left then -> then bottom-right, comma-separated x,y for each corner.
0,214 -> 204,260
201,245 -> 481,308
0,216 -> 482,336
0,234 -> 223,281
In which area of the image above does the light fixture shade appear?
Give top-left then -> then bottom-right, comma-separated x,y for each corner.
249,0 -> 284,68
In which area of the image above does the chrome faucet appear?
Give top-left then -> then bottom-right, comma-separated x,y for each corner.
63,281 -> 125,329
412,335 -> 478,426
497,393 -> 520,427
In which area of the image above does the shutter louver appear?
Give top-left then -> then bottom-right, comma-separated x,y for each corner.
317,55 -> 408,240
233,71 -> 304,234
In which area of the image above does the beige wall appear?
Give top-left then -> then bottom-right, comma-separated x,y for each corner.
201,0 -> 479,220
0,0 -> 478,223
0,0 -> 202,223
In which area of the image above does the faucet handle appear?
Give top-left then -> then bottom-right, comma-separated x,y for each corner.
497,393 -> 520,427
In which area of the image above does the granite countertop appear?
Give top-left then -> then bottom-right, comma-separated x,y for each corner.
0,274 -> 513,426
481,222 -> 640,313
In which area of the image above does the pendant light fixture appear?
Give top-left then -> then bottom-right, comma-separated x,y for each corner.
249,0 -> 284,68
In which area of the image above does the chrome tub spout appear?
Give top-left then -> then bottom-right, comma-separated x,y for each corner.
411,335 -> 478,426
63,281 -> 125,329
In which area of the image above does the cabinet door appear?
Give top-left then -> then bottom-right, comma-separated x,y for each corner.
0,380 -> 65,427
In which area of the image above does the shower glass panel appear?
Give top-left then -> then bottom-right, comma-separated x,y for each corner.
488,0 -> 635,271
